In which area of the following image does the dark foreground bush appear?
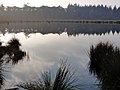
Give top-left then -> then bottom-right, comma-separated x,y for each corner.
0,38 -> 26,89
89,42 -> 120,90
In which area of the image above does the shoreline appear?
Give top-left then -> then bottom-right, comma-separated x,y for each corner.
0,20 -> 120,24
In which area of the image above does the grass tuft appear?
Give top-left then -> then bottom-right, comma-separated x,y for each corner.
17,62 -> 80,90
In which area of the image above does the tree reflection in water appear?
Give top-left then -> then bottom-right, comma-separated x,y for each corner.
0,38 -> 26,89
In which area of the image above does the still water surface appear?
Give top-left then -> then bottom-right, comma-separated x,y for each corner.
0,23 -> 120,90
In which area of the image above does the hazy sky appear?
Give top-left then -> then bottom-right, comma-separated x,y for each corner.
0,0 -> 119,7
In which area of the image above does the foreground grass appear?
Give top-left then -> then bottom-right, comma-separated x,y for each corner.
89,42 -> 120,90
0,38 -> 26,89
17,62 -> 80,90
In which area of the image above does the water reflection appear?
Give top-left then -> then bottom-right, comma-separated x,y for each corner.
0,23 -> 120,89
0,23 -> 120,36
0,38 -> 26,89
1,31 -> 119,90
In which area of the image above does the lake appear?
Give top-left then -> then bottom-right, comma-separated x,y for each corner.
0,22 -> 120,90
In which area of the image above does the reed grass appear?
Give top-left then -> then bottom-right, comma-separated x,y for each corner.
89,42 -> 120,90
17,62 -> 80,90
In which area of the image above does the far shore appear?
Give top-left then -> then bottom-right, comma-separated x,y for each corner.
0,20 -> 120,24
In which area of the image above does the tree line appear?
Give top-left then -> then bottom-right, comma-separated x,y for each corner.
0,4 -> 120,21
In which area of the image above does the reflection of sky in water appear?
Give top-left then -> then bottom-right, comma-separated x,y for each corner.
1,32 -> 120,90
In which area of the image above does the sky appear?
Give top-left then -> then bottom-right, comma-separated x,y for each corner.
0,0 -> 119,8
